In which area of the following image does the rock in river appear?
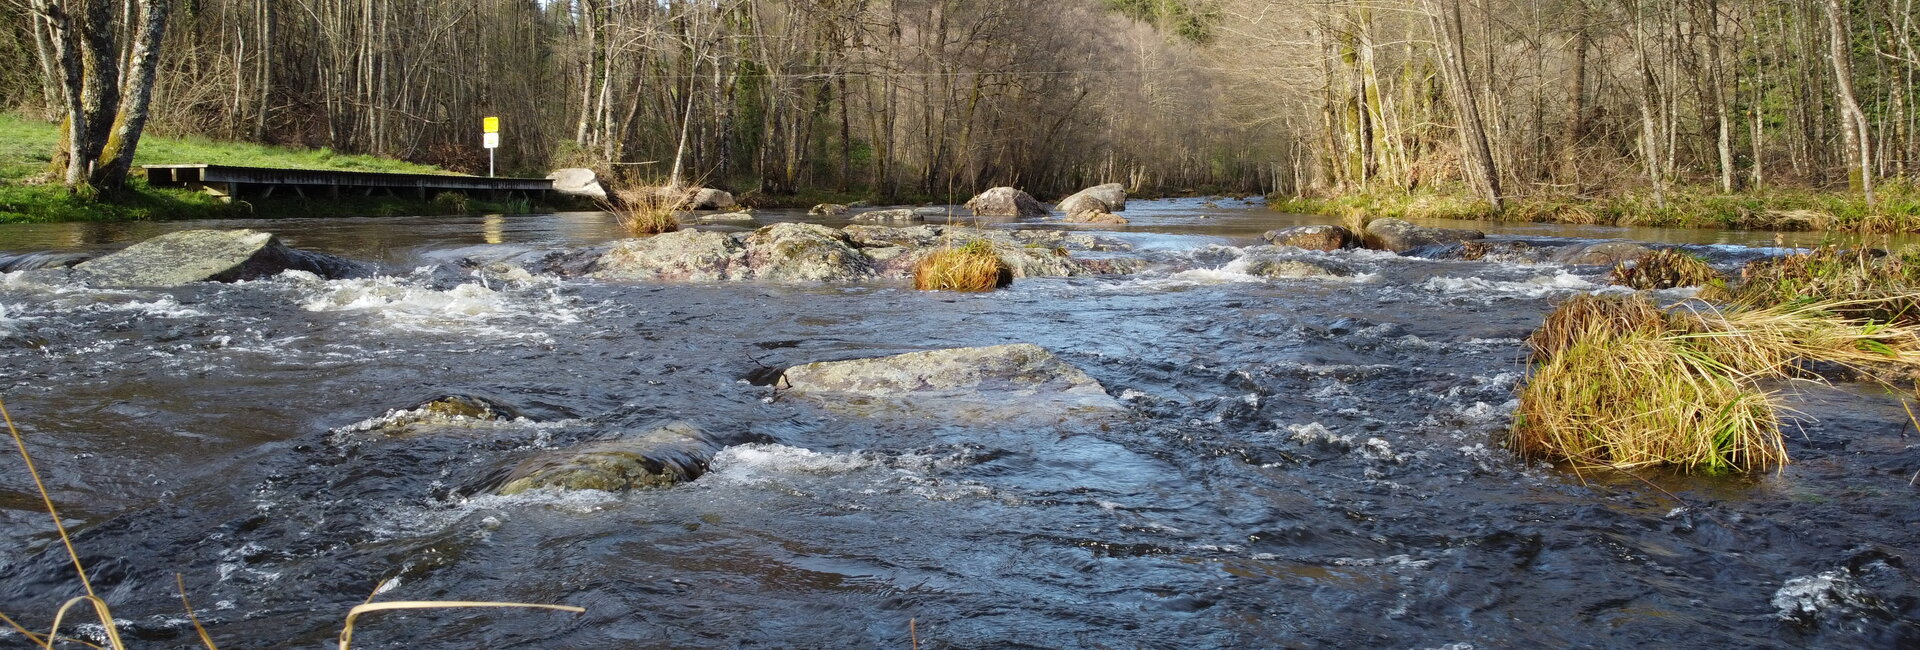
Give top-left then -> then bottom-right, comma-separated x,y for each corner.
849,208 -> 919,223
965,187 -> 1050,218
779,344 -> 1123,422
1363,218 -> 1484,253
335,394 -> 526,438
741,222 -> 873,282
496,423 -> 721,494
1263,225 -> 1354,252
1056,183 -> 1127,215
70,229 -> 364,288
591,223 -> 1134,284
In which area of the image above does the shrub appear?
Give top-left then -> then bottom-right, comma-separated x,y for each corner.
1510,293 -> 1920,473
1608,249 -> 1724,290
605,187 -> 682,236
914,240 -> 1011,292
430,191 -> 470,215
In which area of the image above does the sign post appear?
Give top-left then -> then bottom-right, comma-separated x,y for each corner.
482,117 -> 501,177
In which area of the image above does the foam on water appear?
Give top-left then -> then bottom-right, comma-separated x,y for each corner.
1417,270 -> 1618,301
284,270 -> 583,339
703,443 -> 878,485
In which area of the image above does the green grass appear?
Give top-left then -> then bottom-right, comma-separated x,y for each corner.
0,114 -> 574,224
1273,182 -> 1920,233
0,114 -> 445,178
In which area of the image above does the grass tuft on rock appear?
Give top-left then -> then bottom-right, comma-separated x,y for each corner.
1510,293 -> 1920,473
606,187 -> 683,236
914,240 -> 1012,292
1608,249 -> 1724,290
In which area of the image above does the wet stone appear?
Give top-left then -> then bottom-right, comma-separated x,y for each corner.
69,229 -> 365,288
494,422 -> 721,494
779,344 -> 1123,422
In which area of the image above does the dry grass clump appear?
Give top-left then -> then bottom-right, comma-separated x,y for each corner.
1510,293 -> 1920,473
914,240 -> 1012,292
1608,249 -> 1723,290
1733,246 -> 1920,325
1339,206 -> 1382,249
603,187 -> 683,236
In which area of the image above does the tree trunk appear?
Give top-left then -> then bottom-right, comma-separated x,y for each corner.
1824,0 -> 1874,205
92,0 -> 172,191
1423,0 -> 1501,212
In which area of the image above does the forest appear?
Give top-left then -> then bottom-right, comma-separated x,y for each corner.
0,0 -> 1916,216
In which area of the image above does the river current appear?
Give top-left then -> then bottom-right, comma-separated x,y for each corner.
0,199 -> 1915,648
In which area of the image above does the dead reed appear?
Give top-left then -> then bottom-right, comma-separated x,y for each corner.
603,187 -> 684,236
1608,249 -> 1724,290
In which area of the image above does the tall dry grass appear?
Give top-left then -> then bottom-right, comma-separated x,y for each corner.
914,240 -> 1011,292
603,187 -> 684,236
0,397 -> 583,649
1607,249 -> 1724,290
1510,293 -> 1920,473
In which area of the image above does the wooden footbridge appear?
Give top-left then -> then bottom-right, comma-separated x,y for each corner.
142,164 -> 553,202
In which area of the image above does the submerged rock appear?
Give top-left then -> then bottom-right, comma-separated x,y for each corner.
495,423 -> 720,494
1064,210 -> 1129,225
1363,218 -> 1484,253
693,210 -> 756,223
850,208 -> 919,223
1240,255 -> 1354,279
336,394 -> 526,438
1553,241 -> 1653,266
70,229 -> 365,288
1263,225 -> 1354,252
1057,183 -> 1128,214
780,344 -> 1123,421
965,187 -> 1049,218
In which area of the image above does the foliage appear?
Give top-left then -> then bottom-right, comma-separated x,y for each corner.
1731,246 -> 1920,326
1608,249 -> 1724,290
1273,183 -> 1920,233
914,240 -> 1012,292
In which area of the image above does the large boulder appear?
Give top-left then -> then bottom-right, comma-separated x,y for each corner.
495,423 -> 720,494
546,168 -> 607,202
70,229 -> 364,288
780,344 -> 1123,421
1362,218 -> 1485,253
740,222 -> 872,282
1263,225 -> 1354,252
592,229 -> 748,281
688,187 -> 737,210
965,187 -> 1050,218
1056,183 -> 1127,215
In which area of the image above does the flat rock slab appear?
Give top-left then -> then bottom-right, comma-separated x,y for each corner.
70,229 -> 362,288
780,344 -> 1123,422
495,423 -> 720,494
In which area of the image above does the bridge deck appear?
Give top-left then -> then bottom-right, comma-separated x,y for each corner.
142,164 -> 553,201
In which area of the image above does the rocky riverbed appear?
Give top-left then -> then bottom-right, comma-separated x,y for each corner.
0,199 -> 1913,648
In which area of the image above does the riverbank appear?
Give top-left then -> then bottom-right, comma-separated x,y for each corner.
0,115 -> 570,223
1273,183 -> 1920,234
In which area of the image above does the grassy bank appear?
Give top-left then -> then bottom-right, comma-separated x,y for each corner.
0,115 -> 569,224
1273,183 -> 1920,233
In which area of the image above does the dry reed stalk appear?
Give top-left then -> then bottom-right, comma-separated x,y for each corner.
604,187 -> 684,236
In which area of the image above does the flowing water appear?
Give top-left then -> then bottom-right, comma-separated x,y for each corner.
0,199 -> 1915,648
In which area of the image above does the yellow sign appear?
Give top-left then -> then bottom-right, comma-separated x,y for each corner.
483,116 -> 500,134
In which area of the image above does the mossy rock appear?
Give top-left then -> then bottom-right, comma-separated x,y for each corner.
495,423 -> 719,495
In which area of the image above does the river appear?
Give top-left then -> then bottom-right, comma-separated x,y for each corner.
0,198 -> 1914,648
